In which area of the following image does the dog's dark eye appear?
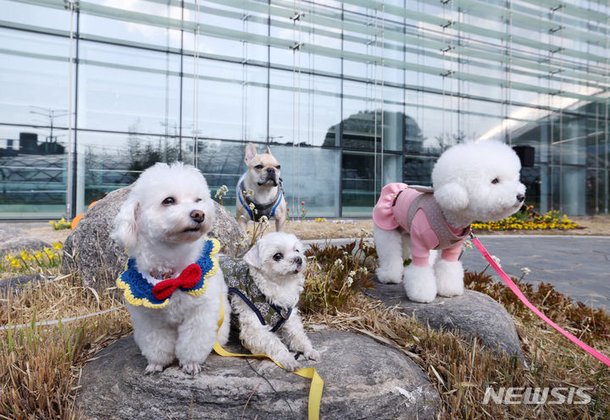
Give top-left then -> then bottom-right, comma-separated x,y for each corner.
276,165 -> 281,170
254,164 -> 264,170
162,197 -> 176,206
273,252 -> 283,261
491,178 -> 500,185
195,198 -> 202,203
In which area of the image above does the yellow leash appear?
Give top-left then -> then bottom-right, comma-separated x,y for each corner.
213,298 -> 324,420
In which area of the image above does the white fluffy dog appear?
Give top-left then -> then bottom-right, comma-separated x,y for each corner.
373,141 -> 525,303
227,232 -> 319,371
112,162 -> 230,375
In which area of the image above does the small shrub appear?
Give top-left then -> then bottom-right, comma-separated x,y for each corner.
464,269 -> 610,343
472,206 -> 579,231
49,218 -> 71,230
1,243 -> 63,274
301,239 -> 376,314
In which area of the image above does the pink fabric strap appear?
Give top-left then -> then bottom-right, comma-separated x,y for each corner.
471,236 -> 610,368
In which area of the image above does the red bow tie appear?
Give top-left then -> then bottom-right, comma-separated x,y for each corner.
152,263 -> 202,300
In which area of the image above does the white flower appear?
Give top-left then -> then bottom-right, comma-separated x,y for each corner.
346,276 -> 354,287
248,202 -> 256,211
214,185 -> 229,202
520,267 -> 531,276
348,270 -> 356,277
491,255 -> 502,268
259,216 -> 269,225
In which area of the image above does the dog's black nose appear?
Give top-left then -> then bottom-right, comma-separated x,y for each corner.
190,210 -> 205,223
517,194 -> 525,202
294,256 -> 303,266
266,168 -> 275,174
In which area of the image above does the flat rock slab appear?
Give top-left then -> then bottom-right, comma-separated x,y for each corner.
77,330 -> 439,419
0,274 -> 44,290
0,225 -> 50,257
368,284 -> 523,357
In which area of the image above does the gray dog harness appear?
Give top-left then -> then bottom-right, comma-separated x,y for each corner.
225,258 -> 293,332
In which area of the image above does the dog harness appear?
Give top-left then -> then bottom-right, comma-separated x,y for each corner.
373,183 -> 470,266
237,173 -> 284,222
224,259 -> 293,332
116,238 -> 220,309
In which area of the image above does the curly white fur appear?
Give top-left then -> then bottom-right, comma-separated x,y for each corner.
111,162 -> 230,375
231,232 -> 319,371
375,141 -> 525,303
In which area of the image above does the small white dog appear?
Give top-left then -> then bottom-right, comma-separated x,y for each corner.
111,162 -> 230,375
226,232 -> 319,371
236,143 -> 287,232
373,141 -> 525,303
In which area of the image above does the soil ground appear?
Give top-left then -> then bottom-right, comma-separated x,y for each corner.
284,215 -> 610,239
5,215 -> 609,244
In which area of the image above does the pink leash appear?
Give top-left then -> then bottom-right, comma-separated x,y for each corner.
470,235 -> 610,368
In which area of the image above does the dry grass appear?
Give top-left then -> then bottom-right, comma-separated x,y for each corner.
308,294 -> 609,419
302,241 -> 609,419
0,239 -> 608,418
0,277 -> 131,419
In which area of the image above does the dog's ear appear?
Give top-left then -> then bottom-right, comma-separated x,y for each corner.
434,182 -> 469,212
244,143 -> 258,165
243,244 -> 262,269
110,196 -> 140,251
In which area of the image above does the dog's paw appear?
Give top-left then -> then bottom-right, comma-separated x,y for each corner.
144,363 -> 165,375
435,259 -> 464,297
375,266 -> 403,284
180,361 -> 202,375
403,264 -> 437,303
277,355 -> 301,372
303,349 -> 320,362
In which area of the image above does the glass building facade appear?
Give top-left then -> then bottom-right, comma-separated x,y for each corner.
1,0 -> 609,219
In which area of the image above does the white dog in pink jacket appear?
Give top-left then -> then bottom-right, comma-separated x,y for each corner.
373,141 -> 525,303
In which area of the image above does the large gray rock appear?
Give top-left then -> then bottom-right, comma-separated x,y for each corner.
368,283 -> 523,357
77,330 -> 439,419
61,187 -> 247,290
0,225 -> 50,257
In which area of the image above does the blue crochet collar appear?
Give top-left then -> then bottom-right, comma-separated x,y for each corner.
116,238 -> 220,309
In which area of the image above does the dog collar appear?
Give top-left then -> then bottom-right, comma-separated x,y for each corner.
116,238 -> 220,309
237,174 -> 284,222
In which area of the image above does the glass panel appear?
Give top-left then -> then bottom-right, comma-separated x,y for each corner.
341,152 -> 402,217
0,127 -> 67,218
183,59 -> 268,142
79,131 -> 185,213
269,71 -> 341,146
0,0 -> 71,32
78,41 -> 181,134
80,1 -> 182,49
0,29 -> 72,128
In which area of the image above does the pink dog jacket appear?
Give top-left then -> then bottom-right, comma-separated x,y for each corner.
372,183 -> 470,267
